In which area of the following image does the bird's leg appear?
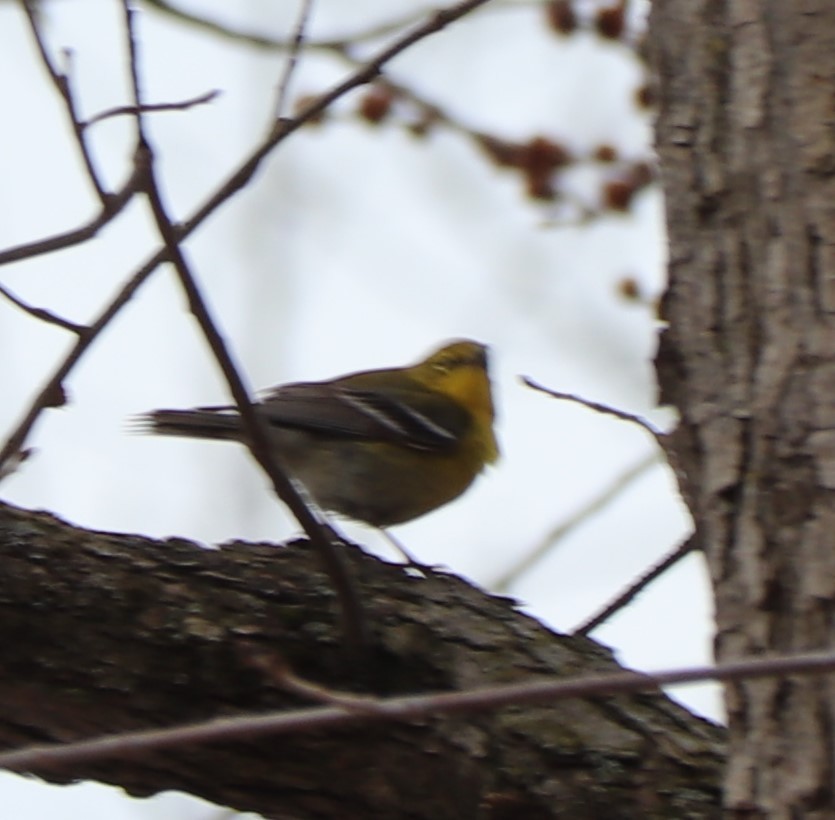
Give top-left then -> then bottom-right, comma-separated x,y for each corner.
380,529 -> 445,575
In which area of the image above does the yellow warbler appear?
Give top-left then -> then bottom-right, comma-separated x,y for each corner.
138,340 -> 499,526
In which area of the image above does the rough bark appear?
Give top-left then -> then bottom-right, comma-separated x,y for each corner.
651,1 -> 835,816
0,501 -> 722,819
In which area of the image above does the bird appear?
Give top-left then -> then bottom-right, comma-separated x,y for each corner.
137,339 -> 499,527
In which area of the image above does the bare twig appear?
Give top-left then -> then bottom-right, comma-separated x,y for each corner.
143,0 -> 645,56
121,0 -> 368,652
518,375 -> 695,625
0,164 -> 142,268
522,375 -> 665,442
143,0 -> 429,52
85,89 -> 221,126
0,174 -> 150,475
0,281 -> 87,335
572,535 -> 698,635
6,647 -> 835,772
490,451 -> 659,592
20,0 -> 109,205
141,155 -> 371,652
273,0 -> 316,121
272,663 -> 382,713
0,86 -> 216,269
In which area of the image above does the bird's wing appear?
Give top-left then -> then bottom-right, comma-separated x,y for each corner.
258,382 -> 470,451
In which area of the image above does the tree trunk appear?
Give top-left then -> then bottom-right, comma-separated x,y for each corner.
651,1 -> 835,816
0,501 -> 723,819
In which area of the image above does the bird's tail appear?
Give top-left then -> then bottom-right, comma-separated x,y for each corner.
133,409 -> 243,442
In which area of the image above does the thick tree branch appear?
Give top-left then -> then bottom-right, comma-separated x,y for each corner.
0,501 -> 724,819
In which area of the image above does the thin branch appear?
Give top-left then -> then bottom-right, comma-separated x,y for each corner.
516,376 -> 691,627
0,0 -> 497,474
121,0 -> 368,652
85,89 -> 221,126
0,167 -> 142,268
0,281 -> 87,335
6,647 -> 835,772
0,155 -> 150,474
490,450 -> 659,592
20,0 -> 109,205
273,0 -> 316,121
0,87 -> 216,269
267,660 -> 382,713
522,375 -> 665,442
142,0 -> 633,56
140,154 -> 371,652
572,535 -> 698,636
142,0 -> 429,52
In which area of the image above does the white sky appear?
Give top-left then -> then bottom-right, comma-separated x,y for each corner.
0,1 -> 717,817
